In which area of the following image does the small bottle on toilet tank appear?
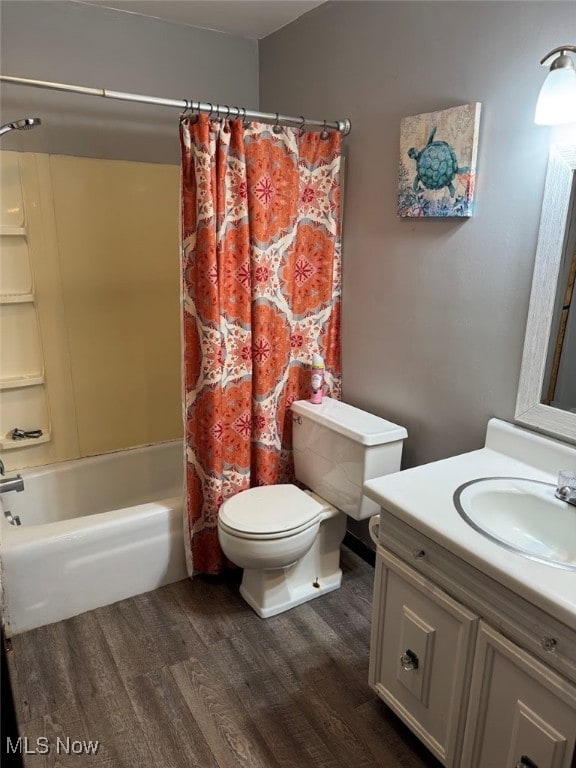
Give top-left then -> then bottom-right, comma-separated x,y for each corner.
310,354 -> 324,404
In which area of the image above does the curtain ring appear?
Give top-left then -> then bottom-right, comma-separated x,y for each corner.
273,112 -> 282,134
206,103 -> 213,119
223,105 -> 231,132
321,119 -> 329,140
242,107 -> 250,129
297,115 -> 306,136
179,99 -> 192,122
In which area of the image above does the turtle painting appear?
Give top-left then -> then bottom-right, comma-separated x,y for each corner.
398,103 -> 481,218
407,127 -> 469,198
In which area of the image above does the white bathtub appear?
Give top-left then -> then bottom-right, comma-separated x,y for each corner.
0,440 -> 188,635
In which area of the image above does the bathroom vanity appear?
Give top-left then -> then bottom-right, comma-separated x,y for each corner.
364,418 -> 576,768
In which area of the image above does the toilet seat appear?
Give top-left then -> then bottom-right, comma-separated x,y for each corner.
218,484 -> 325,540
218,516 -> 320,541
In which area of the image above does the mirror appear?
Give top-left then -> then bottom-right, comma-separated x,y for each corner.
515,143 -> 576,444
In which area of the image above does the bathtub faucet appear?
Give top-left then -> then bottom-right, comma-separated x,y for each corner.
0,475 -> 24,494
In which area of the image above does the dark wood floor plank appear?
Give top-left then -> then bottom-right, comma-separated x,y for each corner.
94,597 -> 170,679
167,572 -> 252,646
259,602 -> 373,709
58,610 -> 125,708
56,607 -> 160,760
75,696 -> 158,768
19,704 -> 107,768
341,574 -> 377,621
7,622 -> 75,723
353,698 -> 444,768
211,634 -> 343,768
130,588 -> 207,667
170,654 -> 282,768
293,683 -> 379,768
125,666 -> 220,768
339,548 -> 378,618
56,612 -> 168,767
310,573 -> 374,650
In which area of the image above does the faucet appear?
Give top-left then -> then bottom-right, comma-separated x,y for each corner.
0,475 -> 24,494
0,458 -> 25,493
555,470 -> 576,506
555,484 -> 576,507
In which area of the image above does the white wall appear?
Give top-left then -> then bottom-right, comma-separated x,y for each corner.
260,1 -> 576,472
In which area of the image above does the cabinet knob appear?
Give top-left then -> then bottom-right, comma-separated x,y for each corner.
400,649 -> 419,671
515,757 -> 538,768
541,636 -> 557,652
412,549 -> 426,560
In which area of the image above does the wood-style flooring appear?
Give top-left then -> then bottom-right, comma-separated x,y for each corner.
6,547 -> 441,767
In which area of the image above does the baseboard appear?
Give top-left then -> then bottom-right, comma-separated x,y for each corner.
343,532 -> 375,567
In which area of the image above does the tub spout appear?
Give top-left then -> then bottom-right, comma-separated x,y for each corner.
0,475 -> 24,494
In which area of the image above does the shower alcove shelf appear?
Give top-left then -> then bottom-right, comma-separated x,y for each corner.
0,152 -> 51,457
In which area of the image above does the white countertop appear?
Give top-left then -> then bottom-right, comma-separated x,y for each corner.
363,419 -> 576,633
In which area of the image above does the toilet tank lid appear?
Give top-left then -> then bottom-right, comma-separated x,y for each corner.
291,398 -> 408,446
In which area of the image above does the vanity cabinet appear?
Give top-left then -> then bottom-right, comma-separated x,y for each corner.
369,513 -> 576,768
369,548 -> 477,766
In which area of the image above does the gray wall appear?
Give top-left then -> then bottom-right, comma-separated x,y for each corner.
260,1 -> 575,475
0,1 -> 258,163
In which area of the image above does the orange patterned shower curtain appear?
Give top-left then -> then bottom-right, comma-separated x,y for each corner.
180,114 -> 342,575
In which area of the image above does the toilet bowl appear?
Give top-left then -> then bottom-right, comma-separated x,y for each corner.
219,484 -> 346,617
217,397 -> 407,618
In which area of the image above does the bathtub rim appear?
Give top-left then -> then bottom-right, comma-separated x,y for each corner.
1,495 -> 183,548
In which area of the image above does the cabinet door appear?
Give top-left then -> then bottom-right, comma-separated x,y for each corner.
461,622 -> 576,768
369,549 -> 478,767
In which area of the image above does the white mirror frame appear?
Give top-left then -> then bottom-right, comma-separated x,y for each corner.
515,143 -> 576,444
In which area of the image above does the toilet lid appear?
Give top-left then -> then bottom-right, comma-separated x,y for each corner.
219,485 -> 325,535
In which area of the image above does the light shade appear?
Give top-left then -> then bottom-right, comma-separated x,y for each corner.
535,48 -> 576,125
535,67 -> 576,124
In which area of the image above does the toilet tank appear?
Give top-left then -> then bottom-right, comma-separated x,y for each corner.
291,398 -> 407,520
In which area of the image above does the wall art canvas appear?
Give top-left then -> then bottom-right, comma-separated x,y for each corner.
398,102 -> 481,218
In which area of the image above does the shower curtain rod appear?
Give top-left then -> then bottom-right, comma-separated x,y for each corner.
0,74 -> 352,135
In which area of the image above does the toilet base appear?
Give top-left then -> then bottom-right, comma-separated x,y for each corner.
239,505 -> 347,618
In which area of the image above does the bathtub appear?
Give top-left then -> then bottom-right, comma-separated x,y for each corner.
0,440 -> 188,636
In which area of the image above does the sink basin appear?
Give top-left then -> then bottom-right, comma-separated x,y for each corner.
454,477 -> 576,570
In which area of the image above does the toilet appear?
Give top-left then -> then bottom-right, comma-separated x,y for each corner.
217,397 -> 407,618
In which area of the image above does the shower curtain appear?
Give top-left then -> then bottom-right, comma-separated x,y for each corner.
180,114 -> 342,575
